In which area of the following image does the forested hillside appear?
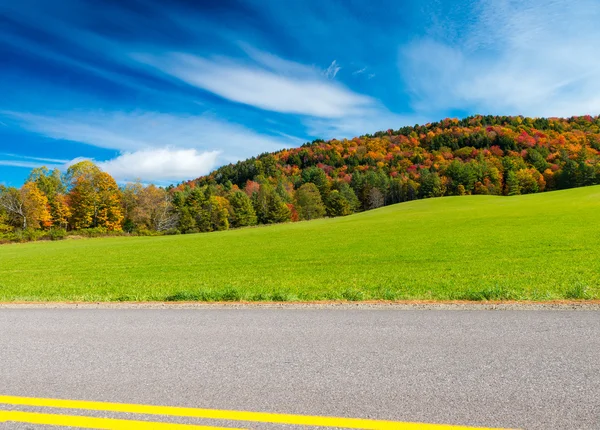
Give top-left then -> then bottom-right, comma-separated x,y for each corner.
1,115 -> 599,241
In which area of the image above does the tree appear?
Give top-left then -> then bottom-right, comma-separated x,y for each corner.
301,166 -> 328,194
295,183 -> 326,220
68,162 -> 123,230
21,182 -> 52,229
121,181 -> 144,231
28,167 -> 69,228
0,207 -> 11,233
367,188 -> 385,209
253,183 -> 291,224
516,168 -> 543,194
202,196 -> 230,231
49,193 -> 71,229
332,182 -> 360,212
419,170 -> 444,198
0,183 -> 51,230
0,186 -> 26,229
228,190 -> 257,228
126,184 -> 177,232
325,190 -> 352,217
27,167 -> 65,198
505,171 -> 521,195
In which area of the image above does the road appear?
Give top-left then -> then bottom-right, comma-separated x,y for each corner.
0,308 -> 598,429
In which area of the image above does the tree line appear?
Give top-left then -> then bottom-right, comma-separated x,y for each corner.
1,115 -> 600,242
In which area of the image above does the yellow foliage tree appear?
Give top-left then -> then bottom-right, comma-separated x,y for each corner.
68,162 -> 123,231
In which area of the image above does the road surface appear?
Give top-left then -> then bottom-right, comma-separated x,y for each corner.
0,308 -> 598,429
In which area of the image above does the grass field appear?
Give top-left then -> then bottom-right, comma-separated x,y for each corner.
1,186 -> 599,302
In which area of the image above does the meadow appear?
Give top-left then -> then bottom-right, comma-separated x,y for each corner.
1,185 -> 599,302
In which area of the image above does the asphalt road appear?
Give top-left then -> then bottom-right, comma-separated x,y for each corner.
0,308 -> 598,429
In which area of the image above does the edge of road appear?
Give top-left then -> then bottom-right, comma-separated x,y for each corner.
0,300 -> 599,310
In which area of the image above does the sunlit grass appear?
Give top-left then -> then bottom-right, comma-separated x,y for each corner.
1,186 -> 599,302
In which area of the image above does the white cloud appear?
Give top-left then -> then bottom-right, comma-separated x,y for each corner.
324,60 -> 341,79
400,0 -> 600,117
134,51 -> 373,118
98,148 -> 219,183
2,110 -> 297,183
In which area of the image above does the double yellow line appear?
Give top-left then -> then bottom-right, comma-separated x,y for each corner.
0,395 -> 512,429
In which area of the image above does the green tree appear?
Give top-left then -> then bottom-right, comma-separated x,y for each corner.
419,170 -> 444,198
325,190 -> 352,217
505,171 -> 521,195
253,183 -> 291,224
27,167 -> 66,198
228,190 -> 257,228
295,183 -> 326,220
301,166 -> 328,194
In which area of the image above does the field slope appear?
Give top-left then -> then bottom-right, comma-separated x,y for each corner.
1,186 -> 599,302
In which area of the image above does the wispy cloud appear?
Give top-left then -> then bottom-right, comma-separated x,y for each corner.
0,153 -> 68,170
352,67 -> 367,76
0,153 -> 69,164
134,51 -> 372,118
2,110 -> 289,155
305,110 -> 424,139
324,60 -> 341,79
400,0 -> 600,117
0,160 -> 63,169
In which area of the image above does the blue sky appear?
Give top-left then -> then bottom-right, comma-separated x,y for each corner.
1,0 -> 599,186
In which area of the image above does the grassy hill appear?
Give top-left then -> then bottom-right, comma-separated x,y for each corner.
1,185 -> 599,302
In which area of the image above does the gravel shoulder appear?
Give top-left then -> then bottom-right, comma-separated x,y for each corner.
1,300 -> 599,310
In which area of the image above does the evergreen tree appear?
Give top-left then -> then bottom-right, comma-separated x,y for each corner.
228,190 -> 257,228
253,183 -> 291,224
325,190 -> 352,217
505,171 -> 521,195
295,183 -> 326,220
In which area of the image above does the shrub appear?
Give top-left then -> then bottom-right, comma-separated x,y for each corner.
48,228 -> 67,241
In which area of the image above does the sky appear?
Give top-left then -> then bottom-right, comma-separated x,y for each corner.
1,0 -> 599,186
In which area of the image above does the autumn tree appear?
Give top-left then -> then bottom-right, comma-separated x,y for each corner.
27,167 -> 65,197
21,182 -> 52,229
27,167 -> 69,228
0,186 -> 25,229
205,196 -> 230,231
67,161 -> 123,230
123,182 -> 177,232
0,207 -> 11,233
0,183 -> 51,230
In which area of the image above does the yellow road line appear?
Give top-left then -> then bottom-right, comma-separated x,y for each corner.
0,410 -> 245,429
0,395 -> 514,429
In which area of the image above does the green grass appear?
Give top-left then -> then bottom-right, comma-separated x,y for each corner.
1,186 -> 600,302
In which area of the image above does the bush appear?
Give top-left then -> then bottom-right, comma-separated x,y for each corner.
22,229 -> 45,242
48,228 -> 67,241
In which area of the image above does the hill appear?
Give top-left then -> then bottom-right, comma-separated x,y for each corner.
2,115 -> 599,239
190,114 -> 600,206
1,185 -> 599,302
